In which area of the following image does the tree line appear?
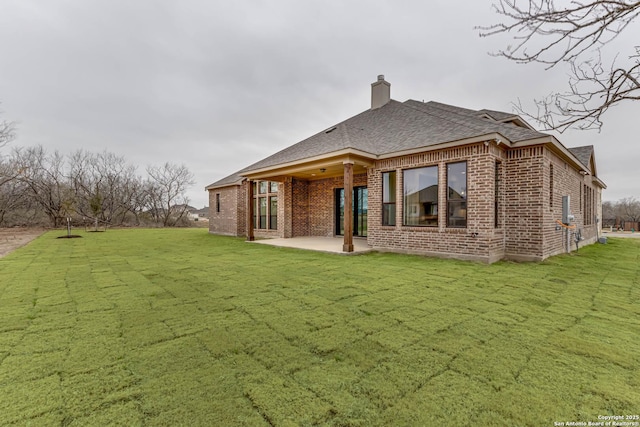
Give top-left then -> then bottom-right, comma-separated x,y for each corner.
0,145 -> 195,228
602,197 -> 640,228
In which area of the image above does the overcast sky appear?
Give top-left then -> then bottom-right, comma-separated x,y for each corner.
1,0 -> 637,208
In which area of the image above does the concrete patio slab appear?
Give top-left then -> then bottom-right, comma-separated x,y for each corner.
251,236 -> 372,254
602,231 -> 640,239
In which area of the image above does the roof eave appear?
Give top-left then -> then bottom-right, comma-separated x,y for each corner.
205,177 -> 245,191
592,175 -> 607,189
512,137 -> 604,182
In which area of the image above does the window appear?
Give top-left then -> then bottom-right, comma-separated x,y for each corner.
259,197 -> 267,229
584,185 -> 591,225
494,162 -> 500,228
583,184 -> 588,224
382,171 -> 396,226
253,198 -> 257,228
579,183 -> 582,213
403,166 -> 438,226
269,196 -> 277,230
215,193 -> 220,213
549,164 -> 554,208
252,180 -> 278,230
584,185 -> 595,225
447,162 -> 467,227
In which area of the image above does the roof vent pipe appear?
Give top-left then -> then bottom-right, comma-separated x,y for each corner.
371,75 -> 391,109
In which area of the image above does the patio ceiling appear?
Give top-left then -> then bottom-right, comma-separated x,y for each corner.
241,152 -> 374,182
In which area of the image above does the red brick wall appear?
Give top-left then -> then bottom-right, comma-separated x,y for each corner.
291,179 -> 310,237
367,143 -> 505,262
367,142 -> 602,262
287,175 -> 369,237
503,146 -> 545,260
209,142 -> 602,263
542,148 -> 601,258
302,174 -> 368,237
208,184 -> 245,236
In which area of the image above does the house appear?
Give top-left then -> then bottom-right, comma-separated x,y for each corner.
206,76 -> 605,263
186,207 -> 209,221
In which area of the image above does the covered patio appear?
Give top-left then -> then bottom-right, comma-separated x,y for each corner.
251,236 -> 372,254
243,153 -> 374,253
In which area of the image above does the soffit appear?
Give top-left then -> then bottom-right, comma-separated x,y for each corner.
241,152 -> 374,182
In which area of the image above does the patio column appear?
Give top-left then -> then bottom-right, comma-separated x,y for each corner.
343,161 -> 354,252
246,179 -> 254,241
282,177 -> 293,238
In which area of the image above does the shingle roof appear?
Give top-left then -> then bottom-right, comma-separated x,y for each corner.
205,172 -> 244,190
239,99 -> 547,174
477,108 -> 519,122
207,99 -> 587,189
568,145 -> 594,173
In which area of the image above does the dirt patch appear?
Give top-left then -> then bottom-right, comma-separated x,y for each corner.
0,228 -> 47,258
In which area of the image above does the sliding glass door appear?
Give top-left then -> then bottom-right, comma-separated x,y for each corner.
335,187 -> 368,237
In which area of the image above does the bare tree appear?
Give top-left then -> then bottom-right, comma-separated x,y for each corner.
68,150 -> 141,228
145,162 -> 195,226
0,144 -> 195,228
480,0 -> 640,132
0,155 -> 30,225
14,146 -> 72,227
617,196 -> 640,222
0,106 -> 15,150
602,199 -> 615,218
118,174 -> 147,225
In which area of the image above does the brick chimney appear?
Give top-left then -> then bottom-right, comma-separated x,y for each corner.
371,75 -> 390,109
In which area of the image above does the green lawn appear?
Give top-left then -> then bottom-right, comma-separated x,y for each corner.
0,229 -> 639,426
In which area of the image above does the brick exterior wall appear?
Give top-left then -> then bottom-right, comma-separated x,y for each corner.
208,142 -> 603,263
208,184 -> 245,236
300,174 -> 368,237
542,148 -> 601,259
367,143 -> 506,262
366,142 -> 602,262
291,179 -> 310,237
502,146 -> 545,260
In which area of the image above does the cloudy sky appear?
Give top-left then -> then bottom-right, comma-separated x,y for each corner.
1,0 -> 637,208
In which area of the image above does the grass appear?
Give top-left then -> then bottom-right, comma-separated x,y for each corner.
0,228 -> 639,426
